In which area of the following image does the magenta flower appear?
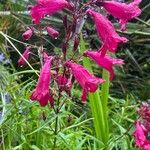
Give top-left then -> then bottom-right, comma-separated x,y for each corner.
134,121 -> 146,148
83,51 -> 124,80
138,103 -> 150,122
56,74 -> 72,93
143,140 -> 150,150
46,26 -> 59,38
138,103 -> 150,132
30,56 -> 54,107
87,10 -> 128,56
22,28 -> 33,40
65,61 -> 105,102
101,0 -> 142,31
18,46 -> 30,66
31,0 -> 72,24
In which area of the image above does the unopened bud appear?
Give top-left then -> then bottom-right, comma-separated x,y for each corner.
46,26 -> 59,38
22,28 -> 33,40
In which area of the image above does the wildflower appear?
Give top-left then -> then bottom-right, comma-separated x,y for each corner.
83,51 -> 124,80
22,28 -> 33,40
30,56 -> 54,107
31,0 -> 72,24
46,26 -> 59,38
138,103 -> 150,132
100,0 -> 142,31
138,103 -> 150,122
87,10 -> 128,56
65,61 -> 105,102
133,120 -> 146,148
56,74 -> 72,93
18,46 -> 30,66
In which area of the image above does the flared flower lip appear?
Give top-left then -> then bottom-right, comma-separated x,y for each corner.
65,61 -> 105,102
31,0 -> 73,24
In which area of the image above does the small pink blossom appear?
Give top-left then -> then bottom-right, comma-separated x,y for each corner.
56,74 -> 72,93
65,61 -> 105,102
18,46 -> 30,66
22,28 -> 33,40
83,51 -> 124,80
101,0 -> 142,31
87,10 -> 128,56
30,56 -> 54,107
31,0 -> 72,24
46,26 -> 59,38
133,120 -> 146,148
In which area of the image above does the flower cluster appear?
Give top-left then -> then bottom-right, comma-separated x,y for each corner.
134,103 -> 150,150
18,0 -> 142,107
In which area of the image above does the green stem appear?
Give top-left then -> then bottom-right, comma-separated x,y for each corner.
80,34 -> 107,148
101,69 -> 110,144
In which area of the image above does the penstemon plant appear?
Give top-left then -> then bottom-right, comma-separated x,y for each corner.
16,0 -> 142,149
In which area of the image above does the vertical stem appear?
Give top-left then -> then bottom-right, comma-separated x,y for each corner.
53,114 -> 59,149
101,69 -> 110,143
80,34 -> 106,148
53,92 -> 61,149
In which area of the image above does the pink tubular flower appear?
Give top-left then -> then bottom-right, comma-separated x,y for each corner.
30,56 -> 54,107
133,120 -> 146,148
18,46 -> 30,66
101,0 -> 142,31
83,51 -> 124,80
46,26 -> 59,38
65,61 -> 105,102
56,74 -> 72,92
87,10 -> 128,56
22,28 -> 33,40
31,0 -> 72,24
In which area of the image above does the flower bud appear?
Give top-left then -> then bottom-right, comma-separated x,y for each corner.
22,28 -> 33,40
46,26 -> 59,38
18,46 -> 30,66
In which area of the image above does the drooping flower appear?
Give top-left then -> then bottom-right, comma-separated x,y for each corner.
22,28 -> 33,40
133,120 -> 146,148
87,10 -> 128,56
31,0 -> 72,24
56,74 -> 72,93
18,46 -> 30,66
30,56 -> 54,107
46,26 -> 59,38
100,0 -> 142,31
83,51 -> 124,80
65,61 -> 105,102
